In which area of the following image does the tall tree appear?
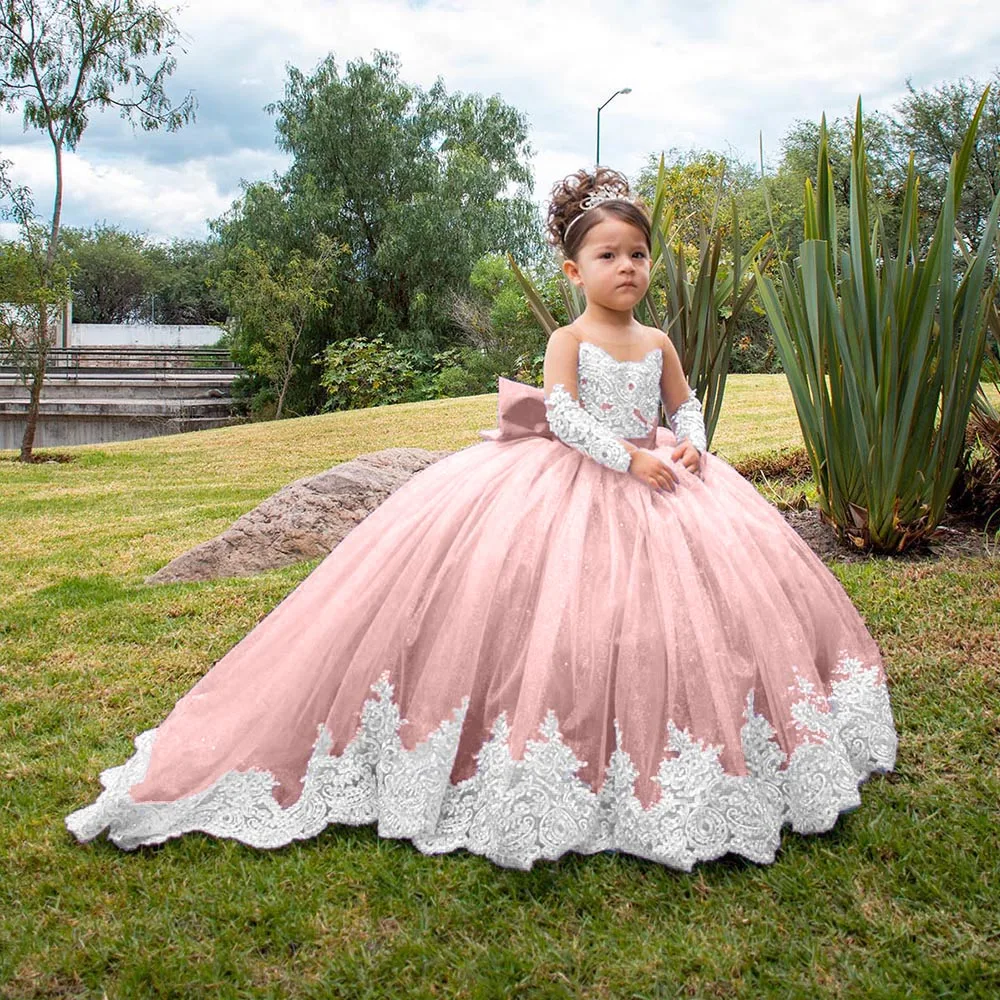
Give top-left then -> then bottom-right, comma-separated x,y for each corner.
778,110 -> 905,248
1,160 -> 71,408
0,0 -> 195,459
212,50 -> 542,416
893,70 -> 1000,247
211,178 -> 343,415
270,51 -> 540,326
217,233 -> 342,420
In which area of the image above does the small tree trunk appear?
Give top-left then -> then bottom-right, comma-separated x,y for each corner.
19,305 -> 50,461
18,133 -> 65,462
19,369 -> 44,460
275,324 -> 305,420
275,372 -> 289,421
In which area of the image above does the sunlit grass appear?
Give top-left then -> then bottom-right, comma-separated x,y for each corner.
1,376 -> 998,999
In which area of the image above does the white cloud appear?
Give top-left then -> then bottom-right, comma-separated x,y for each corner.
0,141 -> 288,241
2,0 -> 999,240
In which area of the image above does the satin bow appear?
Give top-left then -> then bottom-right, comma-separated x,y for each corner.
479,377 -> 659,449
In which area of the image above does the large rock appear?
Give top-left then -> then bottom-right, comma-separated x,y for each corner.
145,446 -> 453,584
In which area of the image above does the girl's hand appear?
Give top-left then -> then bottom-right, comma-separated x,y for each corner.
628,449 -> 679,493
671,440 -> 704,479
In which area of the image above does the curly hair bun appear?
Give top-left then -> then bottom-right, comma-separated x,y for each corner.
545,167 -> 649,259
546,167 -> 631,246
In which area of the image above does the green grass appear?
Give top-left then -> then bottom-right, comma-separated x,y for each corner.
2,375 -> 999,999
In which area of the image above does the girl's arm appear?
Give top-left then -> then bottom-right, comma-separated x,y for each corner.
658,333 -> 707,453
543,327 -> 637,473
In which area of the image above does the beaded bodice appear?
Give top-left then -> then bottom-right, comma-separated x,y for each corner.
576,340 -> 663,438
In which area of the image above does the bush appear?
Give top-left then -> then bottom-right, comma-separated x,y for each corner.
728,314 -> 781,375
431,344 -> 544,398
226,371 -> 275,421
315,334 -> 519,411
316,335 -> 425,411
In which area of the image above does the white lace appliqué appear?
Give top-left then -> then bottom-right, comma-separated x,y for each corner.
576,342 -> 662,439
65,652 -> 897,871
544,384 -> 633,472
668,387 -> 708,454
543,343 -> 663,473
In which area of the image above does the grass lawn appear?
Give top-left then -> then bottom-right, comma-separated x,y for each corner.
2,374 -> 998,999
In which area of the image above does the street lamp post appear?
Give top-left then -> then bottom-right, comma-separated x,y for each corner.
596,87 -> 632,165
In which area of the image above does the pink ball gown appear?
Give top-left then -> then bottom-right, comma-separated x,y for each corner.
66,343 -> 897,871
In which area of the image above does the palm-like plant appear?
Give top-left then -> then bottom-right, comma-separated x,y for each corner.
509,154 -> 769,449
755,91 -> 1000,552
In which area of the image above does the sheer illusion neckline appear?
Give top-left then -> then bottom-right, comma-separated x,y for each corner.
578,340 -> 662,366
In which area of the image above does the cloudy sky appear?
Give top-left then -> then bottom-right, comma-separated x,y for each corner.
2,0 -> 999,243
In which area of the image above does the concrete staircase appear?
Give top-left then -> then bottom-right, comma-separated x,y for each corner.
1,348 -> 244,450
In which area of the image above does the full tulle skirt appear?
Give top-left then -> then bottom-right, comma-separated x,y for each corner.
66,427 -> 897,870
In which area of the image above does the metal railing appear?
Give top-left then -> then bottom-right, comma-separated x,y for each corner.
0,347 -> 240,372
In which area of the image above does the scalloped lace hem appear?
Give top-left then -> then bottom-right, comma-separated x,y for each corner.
65,652 -> 897,871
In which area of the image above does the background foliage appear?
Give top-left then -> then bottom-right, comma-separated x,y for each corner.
5,52 -> 999,422
211,49 -> 543,417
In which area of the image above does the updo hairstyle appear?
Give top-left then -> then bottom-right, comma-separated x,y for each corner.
546,167 -> 651,261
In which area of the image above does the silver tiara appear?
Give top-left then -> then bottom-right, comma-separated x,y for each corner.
563,184 -> 636,240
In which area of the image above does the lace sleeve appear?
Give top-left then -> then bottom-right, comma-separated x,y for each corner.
668,387 -> 707,453
543,383 -> 633,473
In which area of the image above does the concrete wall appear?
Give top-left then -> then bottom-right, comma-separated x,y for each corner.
70,324 -> 224,348
1,410 -> 238,449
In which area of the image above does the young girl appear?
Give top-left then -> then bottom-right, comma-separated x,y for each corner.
66,167 -> 897,872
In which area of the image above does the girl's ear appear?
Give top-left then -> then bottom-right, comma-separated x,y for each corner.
562,257 -> 582,287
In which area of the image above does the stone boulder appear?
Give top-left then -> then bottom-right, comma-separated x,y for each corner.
145,446 -> 453,584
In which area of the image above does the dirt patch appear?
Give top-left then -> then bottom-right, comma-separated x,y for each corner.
730,447 -> 997,563
733,448 -> 1000,562
0,451 -> 76,464
780,505 -> 996,563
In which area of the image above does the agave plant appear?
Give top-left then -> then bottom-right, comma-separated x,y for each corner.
508,153 -> 769,449
755,90 -> 1000,552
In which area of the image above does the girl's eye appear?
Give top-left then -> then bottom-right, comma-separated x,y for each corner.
600,252 -> 614,259
633,251 -> 647,259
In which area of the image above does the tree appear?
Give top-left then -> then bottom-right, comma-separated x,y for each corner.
211,50 -> 542,416
61,224 -> 157,323
270,51 -> 542,341
893,69 -> 1000,248
217,234 -> 342,420
146,237 -> 226,325
635,148 -> 757,248
445,252 -> 551,391
0,158 -> 71,455
778,110 -> 905,248
211,179 -> 344,415
0,0 -> 195,459
61,225 -> 227,325
1,161 -> 71,424
631,149 -> 781,376
781,112 -> 899,205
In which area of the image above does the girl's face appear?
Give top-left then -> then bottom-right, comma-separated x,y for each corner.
564,215 -> 651,311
